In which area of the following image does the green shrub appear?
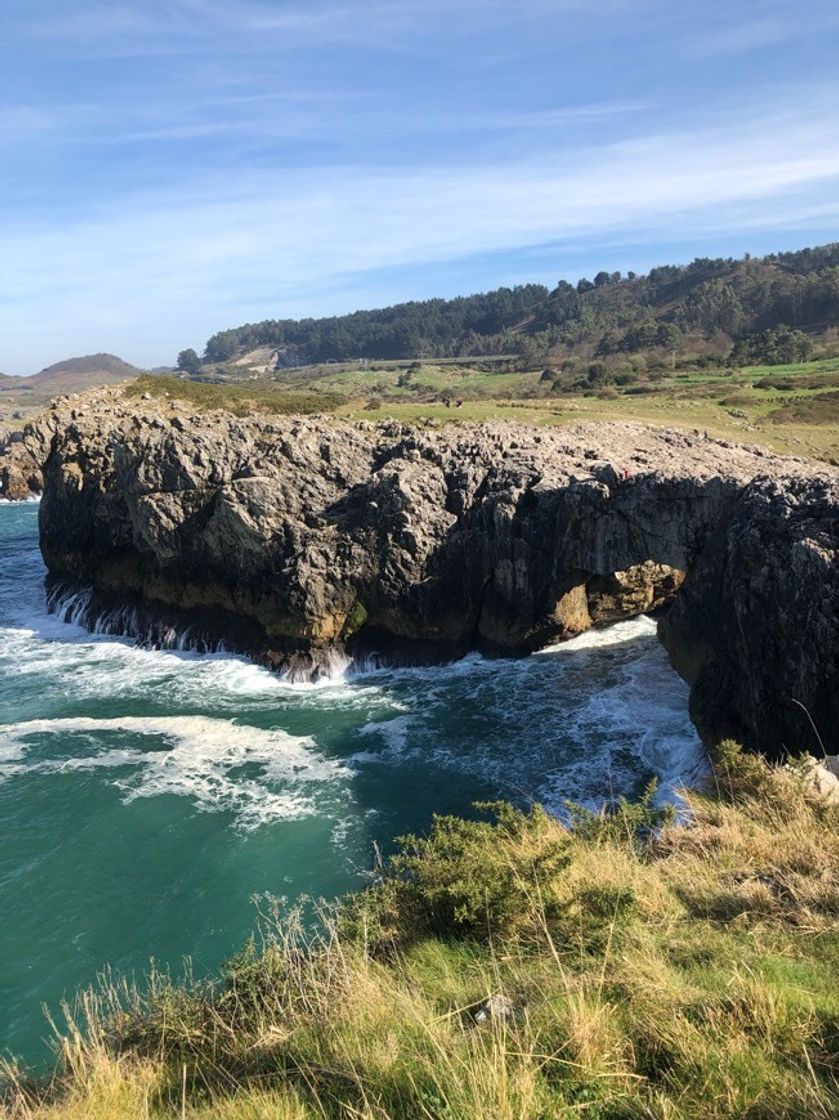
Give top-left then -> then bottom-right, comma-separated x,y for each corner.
341,802 -> 570,951
566,779 -> 674,851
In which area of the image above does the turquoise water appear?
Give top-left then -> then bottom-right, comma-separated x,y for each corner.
0,501 -> 704,1067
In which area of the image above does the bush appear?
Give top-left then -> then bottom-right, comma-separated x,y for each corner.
566,779 -> 674,850
341,802 -> 570,951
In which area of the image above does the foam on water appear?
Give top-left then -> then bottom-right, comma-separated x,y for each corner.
0,503 -> 705,826
340,616 -> 706,816
0,715 -> 353,829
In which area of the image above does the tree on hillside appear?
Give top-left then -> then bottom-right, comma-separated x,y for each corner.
176,348 -> 202,375
196,241 -> 839,370
729,326 -> 813,366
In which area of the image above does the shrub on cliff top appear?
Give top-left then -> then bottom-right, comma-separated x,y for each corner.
340,802 -> 570,952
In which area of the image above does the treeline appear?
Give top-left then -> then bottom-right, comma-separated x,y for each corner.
203,284 -> 549,364
200,242 -> 839,368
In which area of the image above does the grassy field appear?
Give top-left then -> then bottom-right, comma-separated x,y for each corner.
121,357 -> 839,464
322,356 -> 839,462
124,376 -> 344,417
4,744 -> 838,1120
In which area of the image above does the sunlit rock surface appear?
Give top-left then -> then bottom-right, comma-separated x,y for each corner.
31,387 -> 839,759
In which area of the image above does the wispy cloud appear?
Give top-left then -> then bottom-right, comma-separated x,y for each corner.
688,3 -> 839,55
5,0 -> 839,372
0,89 -> 646,153
0,106 -> 62,137
30,3 -> 164,39
3,95 -> 839,370
22,0 -> 618,56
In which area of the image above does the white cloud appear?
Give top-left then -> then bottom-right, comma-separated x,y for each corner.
2,94 -> 839,371
687,4 -> 839,56
32,3 -> 164,39
24,0 -> 617,55
0,106 -> 66,137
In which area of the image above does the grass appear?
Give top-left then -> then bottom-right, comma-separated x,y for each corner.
4,743 -> 838,1120
124,375 -> 343,417
306,358 -> 837,463
118,358 -> 839,464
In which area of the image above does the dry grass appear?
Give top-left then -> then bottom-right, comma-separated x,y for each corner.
4,744 -> 838,1120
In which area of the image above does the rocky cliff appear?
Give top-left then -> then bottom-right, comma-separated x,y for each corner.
31,388 -> 839,759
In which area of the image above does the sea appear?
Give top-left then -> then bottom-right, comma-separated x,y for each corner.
0,500 -> 706,1067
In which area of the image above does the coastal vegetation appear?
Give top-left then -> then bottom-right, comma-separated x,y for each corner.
196,242 -> 839,371
124,376 -> 343,418
4,744 -> 838,1119
126,354 -> 839,465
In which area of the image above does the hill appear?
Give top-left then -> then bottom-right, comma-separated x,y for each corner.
196,241 -> 839,376
0,353 -> 143,397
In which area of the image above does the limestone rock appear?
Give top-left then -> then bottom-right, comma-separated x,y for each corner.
474,993 -> 518,1024
0,430 -> 42,500
32,386 -> 839,760
793,756 -> 839,805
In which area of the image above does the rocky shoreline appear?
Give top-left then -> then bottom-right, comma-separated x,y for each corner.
24,388 -> 839,759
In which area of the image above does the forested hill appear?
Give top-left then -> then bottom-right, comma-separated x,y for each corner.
200,242 -> 839,369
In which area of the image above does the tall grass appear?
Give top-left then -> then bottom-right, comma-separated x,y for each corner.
4,743 -> 838,1119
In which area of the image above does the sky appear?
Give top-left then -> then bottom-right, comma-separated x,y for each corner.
2,1 -> 839,374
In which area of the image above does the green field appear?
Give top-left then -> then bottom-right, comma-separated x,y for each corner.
131,356 -> 839,464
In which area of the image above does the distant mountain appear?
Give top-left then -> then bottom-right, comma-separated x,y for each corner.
199,241 -> 839,372
0,354 -> 143,395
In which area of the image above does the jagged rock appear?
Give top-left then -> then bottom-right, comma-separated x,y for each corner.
30,386 -> 839,759
0,431 -> 42,499
793,756 -> 839,805
474,993 -> 518,1023
588,562 -> 685,625
659,474 -> 839,759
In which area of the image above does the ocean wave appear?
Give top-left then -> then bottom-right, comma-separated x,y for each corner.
0,715 -> 354,830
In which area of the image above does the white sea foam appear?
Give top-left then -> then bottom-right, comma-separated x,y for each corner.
1,502 -> 707,835
0,715 -> 354,829
352,715 -> 413,757
0,742 -> 26,765
341,621 -> 706,816
537,614 -> 659,654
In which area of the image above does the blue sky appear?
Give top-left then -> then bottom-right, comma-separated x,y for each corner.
3,1 -> 839,373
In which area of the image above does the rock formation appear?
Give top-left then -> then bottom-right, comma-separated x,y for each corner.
0,427 -> 42,499
28,387 -> 839,759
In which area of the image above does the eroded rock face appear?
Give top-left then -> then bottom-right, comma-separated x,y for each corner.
659,474 -> 839,759
0,428 -> 42,500
32,388 -> 839,759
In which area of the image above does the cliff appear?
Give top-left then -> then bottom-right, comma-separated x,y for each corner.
32,388 -> 839,759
